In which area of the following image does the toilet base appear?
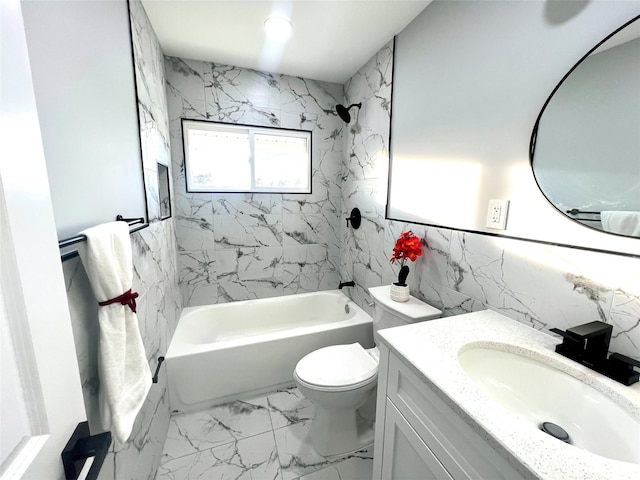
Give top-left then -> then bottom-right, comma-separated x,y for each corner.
309,404 -> 375,457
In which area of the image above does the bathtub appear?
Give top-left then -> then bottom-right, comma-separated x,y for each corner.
165,290 -> 374,413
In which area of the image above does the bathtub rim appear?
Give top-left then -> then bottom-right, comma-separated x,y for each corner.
166,289 -> 371,359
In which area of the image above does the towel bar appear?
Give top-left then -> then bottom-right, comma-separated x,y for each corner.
59,216 -> 147,261
152,356 -> 165,384
566,209 -> 602,222
61,421 -> 111,480
566,208 -> 601,216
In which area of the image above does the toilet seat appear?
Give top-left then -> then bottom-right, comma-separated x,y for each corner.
295,343 -> 378,389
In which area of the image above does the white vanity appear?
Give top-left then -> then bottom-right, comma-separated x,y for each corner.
372,310 -> 640,480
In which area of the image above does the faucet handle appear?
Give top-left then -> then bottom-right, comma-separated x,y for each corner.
549,328 -> 582,343
549,327 -> 585,360
550,327 -> 570,337
609,353 -> 640,369
603,353 -> 640,386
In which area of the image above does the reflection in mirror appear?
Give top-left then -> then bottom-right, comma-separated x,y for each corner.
158,163 -> 171,219
531,16 -> 640,238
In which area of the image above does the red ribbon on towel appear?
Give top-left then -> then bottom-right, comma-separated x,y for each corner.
99,289 -> 139,313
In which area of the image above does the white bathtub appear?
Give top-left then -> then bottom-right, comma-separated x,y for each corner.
165,290 -> 374,413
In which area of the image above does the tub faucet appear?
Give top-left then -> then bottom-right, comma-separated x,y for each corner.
338,281 -> 355,289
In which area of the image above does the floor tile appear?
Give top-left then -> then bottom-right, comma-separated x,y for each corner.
296,447 -> 373,480
273,422 -> 372,480
265,387 -> 314,430
157,387 -> 373,480
162,396 -> 273,461
157,430 -> 282,480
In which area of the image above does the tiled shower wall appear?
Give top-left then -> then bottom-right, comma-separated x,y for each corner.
341,41 -> 639,360
62,2 -> 180,479
164,58 -> 346,306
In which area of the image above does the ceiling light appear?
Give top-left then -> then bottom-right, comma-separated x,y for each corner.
264,16 -> 292,41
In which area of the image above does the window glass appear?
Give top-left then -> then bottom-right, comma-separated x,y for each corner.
254,133 -> 309,189
183,120 -> 311,193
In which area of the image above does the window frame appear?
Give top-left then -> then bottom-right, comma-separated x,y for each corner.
182,119 -> 313,194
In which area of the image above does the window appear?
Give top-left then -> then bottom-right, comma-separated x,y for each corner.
182,120 -> 312,193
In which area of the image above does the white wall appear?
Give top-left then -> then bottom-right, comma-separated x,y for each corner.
22,0 -> 146,240
388,0 -> 640,255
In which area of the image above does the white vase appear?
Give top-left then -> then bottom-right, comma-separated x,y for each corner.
390,283 -> 410,302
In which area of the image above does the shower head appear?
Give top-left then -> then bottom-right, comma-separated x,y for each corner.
335,102 -> 362,123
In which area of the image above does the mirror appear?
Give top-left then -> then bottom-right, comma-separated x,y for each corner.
531,16 -> 640,238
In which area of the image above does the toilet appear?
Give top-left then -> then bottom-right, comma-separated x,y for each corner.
293,285 -> 442,456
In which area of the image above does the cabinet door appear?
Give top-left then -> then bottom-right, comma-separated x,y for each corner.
381,400 -> 454,480
387,355 -> 528,480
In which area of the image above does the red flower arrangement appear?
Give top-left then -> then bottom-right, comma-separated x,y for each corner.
390,231 -> 423,286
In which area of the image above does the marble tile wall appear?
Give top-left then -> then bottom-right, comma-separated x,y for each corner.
164,57 -> 345,306
341,40 -> 639,360
62,2 -> 180,480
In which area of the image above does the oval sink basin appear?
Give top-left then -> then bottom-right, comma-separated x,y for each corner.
458,346 -> 640,464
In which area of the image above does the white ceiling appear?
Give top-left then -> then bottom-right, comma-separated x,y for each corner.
140,0 -> 432,84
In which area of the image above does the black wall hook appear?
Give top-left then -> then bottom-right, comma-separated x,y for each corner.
346,208 -> 361,229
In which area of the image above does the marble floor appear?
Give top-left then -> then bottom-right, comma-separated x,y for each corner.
156,386 -> 374,480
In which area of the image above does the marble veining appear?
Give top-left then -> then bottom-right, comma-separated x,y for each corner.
156,387 -> 373,480
340,39 -> 639,360
165,55 -> 345,306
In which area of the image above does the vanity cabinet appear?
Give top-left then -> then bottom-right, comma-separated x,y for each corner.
373,346 -> 530,480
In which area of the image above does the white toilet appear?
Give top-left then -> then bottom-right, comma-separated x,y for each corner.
293,285 -> 442,456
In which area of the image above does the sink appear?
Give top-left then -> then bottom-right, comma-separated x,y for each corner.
458,345 -> 640,464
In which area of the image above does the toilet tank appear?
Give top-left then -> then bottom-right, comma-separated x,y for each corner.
368,286 -> 442,338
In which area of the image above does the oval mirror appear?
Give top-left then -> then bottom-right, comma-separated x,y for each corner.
530,15 -> 640,238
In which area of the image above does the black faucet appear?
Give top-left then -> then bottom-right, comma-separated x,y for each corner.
338,280 -> 355,289
550,321 -> 640,385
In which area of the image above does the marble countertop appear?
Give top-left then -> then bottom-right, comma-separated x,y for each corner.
377,309 -> 640,480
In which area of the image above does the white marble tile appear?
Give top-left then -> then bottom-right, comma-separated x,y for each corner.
218,277 -> 284,303
157,430 -> 282,480
274,422 -> 373,480
174,191 -> 213,220
283,271 -> 320,295
162,397 -> 273,462
113,378 -> 170,480
216,246 -> 283,281
214,214 -> 283,249
212,193 -> 283,216
164,57 -> 206,121
282,182 -> 331,216
282,214 -> 326,246
204,63 -> 282,111
282,244 -> 327,273
296,447 -> 374,480
175,214 -> 215,252
319,270 -> 342,293
273,422 -> 329,480
609,291 -> 640,360
265,387 -> 314,431
178,249 -> 217,306
279,77 -> 342,117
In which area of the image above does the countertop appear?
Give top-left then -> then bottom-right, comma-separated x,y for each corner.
377,309 -> 640,480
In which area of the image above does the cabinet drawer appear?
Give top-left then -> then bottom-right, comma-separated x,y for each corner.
387,354 -> 529,480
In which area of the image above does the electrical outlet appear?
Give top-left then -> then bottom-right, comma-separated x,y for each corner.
486,199 -> 509,230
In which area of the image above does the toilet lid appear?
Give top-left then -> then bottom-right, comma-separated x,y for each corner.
295,343 -> 378,387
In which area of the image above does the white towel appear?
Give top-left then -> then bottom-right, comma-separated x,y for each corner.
78,221 -> 151,443
601,211 -> 640,237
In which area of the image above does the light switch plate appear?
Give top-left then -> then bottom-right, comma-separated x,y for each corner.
486,199 -> 509,230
